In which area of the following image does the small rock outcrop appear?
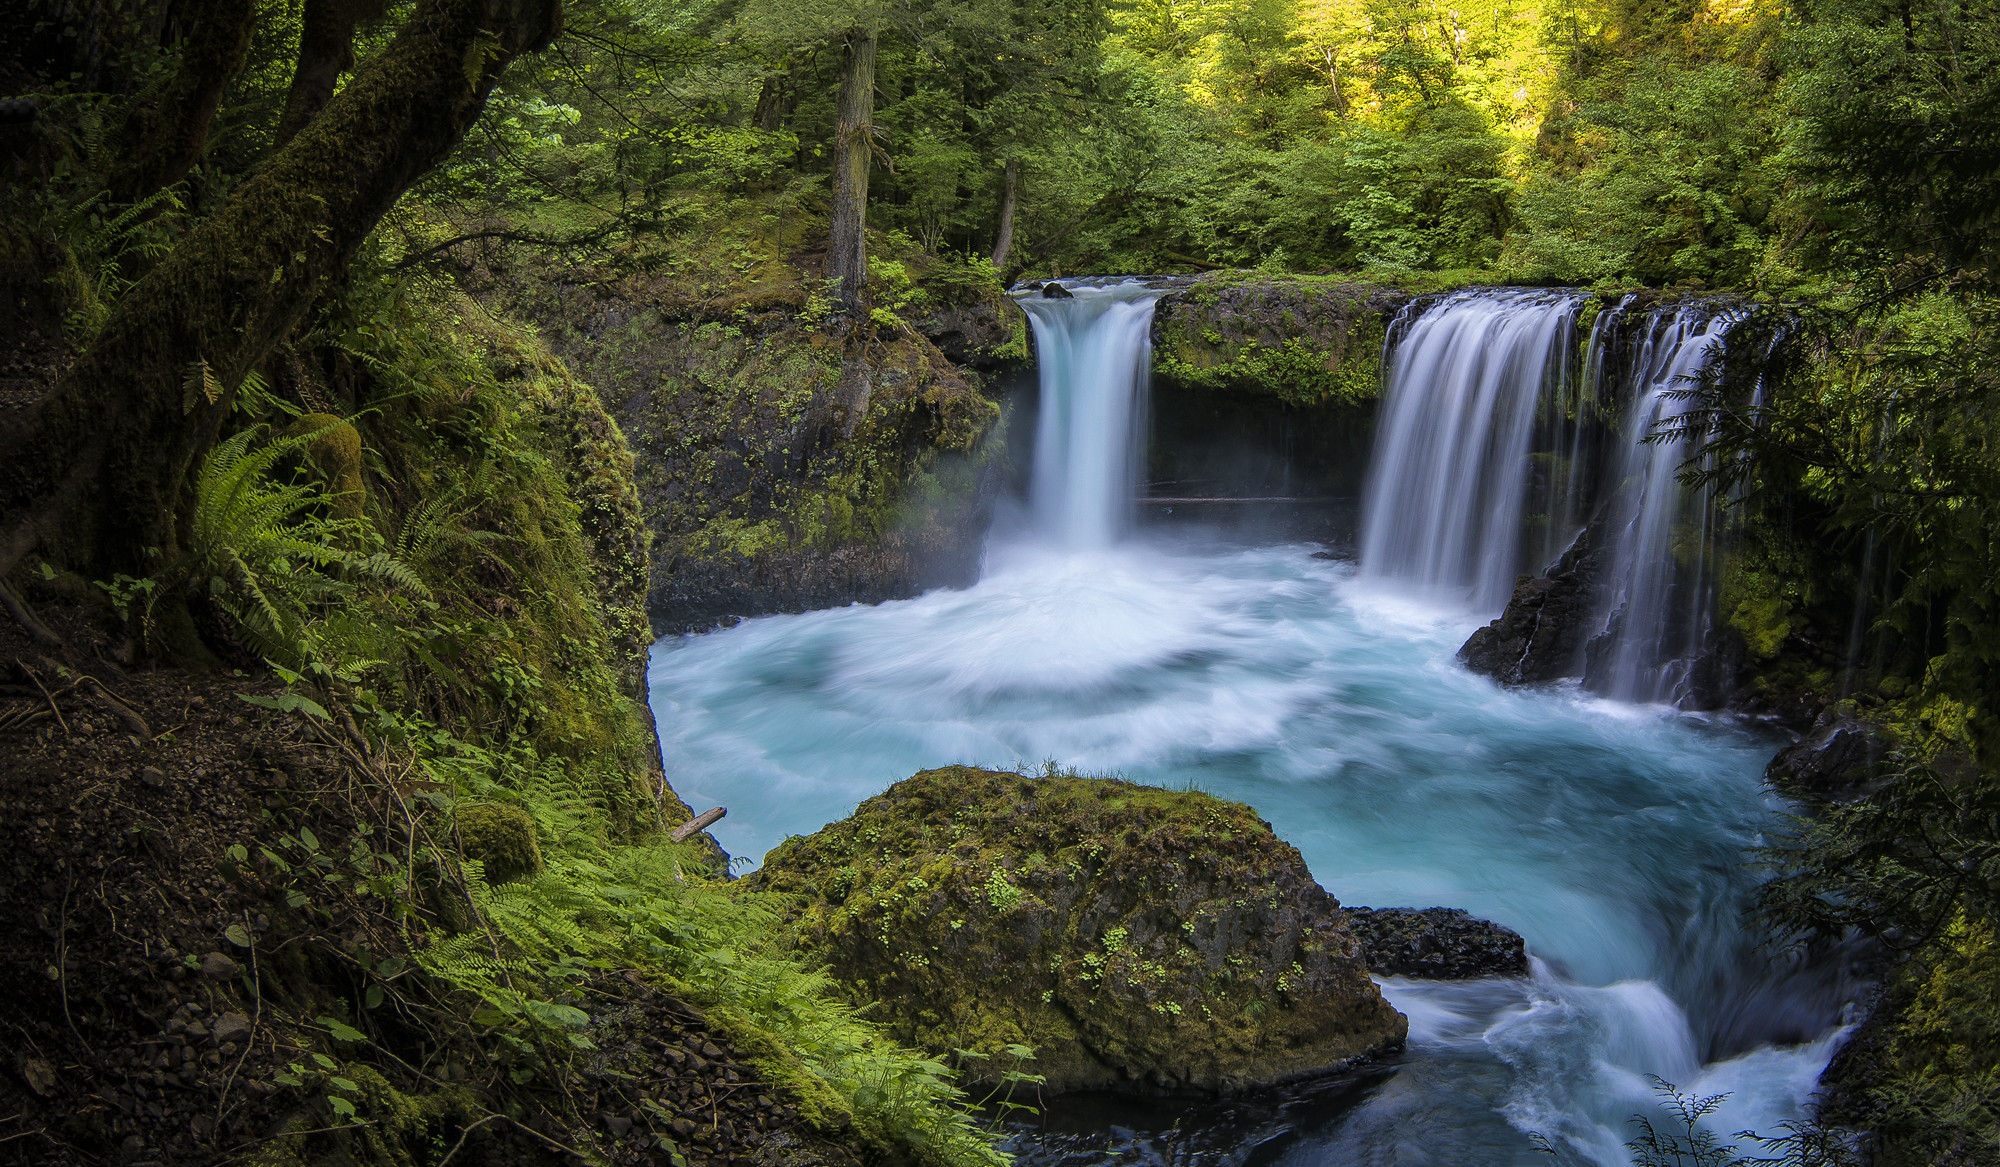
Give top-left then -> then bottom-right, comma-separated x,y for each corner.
1766,708 -> 1893,801
748,767 -> 1407,1096
1149,276 -> 1410,408
1460,516 -> 1606,684
1342,908 -> 1529,979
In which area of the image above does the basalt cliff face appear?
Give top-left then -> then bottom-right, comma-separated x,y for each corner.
472,254 -> 1023,633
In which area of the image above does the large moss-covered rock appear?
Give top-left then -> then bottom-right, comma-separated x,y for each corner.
749,767 -> 1407,1096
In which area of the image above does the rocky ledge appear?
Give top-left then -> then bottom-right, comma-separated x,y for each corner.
1343,907 -> 1530,979
747,767 -> 1408,1097
1458,514 -> 1606,685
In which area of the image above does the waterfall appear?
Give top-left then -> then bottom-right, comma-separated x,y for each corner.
1359,288 -> 1588,611
1586,304 -> 1742,705
1361,288 -> 1753,705
1016,281 -> 1166,548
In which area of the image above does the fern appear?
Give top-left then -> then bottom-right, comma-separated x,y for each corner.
394,721 -> 1006,1167
179,424 -> 427,668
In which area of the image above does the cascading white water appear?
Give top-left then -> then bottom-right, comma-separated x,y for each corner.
1016,282 -> 1166,548
1359,288 -> 1586,611
1588,305 -> 1740,704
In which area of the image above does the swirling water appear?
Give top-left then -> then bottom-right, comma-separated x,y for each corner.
648,531 -> 1856,1166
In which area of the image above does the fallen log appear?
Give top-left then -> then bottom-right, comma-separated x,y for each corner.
670,807 -> 726,843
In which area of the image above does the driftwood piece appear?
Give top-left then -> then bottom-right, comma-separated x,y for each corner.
670,807 -> 726,843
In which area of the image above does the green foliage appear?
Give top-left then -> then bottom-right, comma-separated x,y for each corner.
1507,61 -> 1780,287
157,267 -> 1006,1167
1780,0 -> 2000,297
392,729 -> 1008,1167
1552,1078 -> 1861,1167
176,423 -> 428,667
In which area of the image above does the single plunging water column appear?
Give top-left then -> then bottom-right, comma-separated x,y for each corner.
1360,288 -> 1586,611
1016,282 -> 1166,548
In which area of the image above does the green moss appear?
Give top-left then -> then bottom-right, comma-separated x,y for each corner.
284,413 -> 366,520
456,802 -> 543,883
246,1065 -> 478,1166
751,766 -> 1405,1095
1150,278 -> 1393,408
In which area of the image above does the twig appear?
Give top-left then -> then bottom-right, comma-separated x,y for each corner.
434,1113 -> 505,1167
55,871 -> 90,1053
17,659 -> 67,735
76,674 -> 150,738
213,924 -> 262,1139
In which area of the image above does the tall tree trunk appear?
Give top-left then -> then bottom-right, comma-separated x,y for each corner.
0,0 -> 562,583
752,69 -> 787,132
828,29 -> 876,317
108,0 -> 258,202
990,156 -> 1019,271
274,0 -> 389,147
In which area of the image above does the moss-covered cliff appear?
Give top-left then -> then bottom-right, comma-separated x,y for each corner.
749,766 -> 1407,1096
472,239 -> 1021,632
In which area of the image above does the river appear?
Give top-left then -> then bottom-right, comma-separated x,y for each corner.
646,281 -> 1857,1166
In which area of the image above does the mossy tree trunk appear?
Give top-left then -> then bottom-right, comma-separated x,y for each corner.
275,0 -> 392,147
0,0 -> 562,583
828,29 -> 876,316
990,156 -> 1018,270
107,0 -> 259,203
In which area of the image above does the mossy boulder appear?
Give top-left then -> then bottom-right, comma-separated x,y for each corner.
456,803 -> 543,884
282,412 -> 365,520
749,766 -> 1407,1096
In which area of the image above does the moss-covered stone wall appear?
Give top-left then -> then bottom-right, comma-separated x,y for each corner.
1139,275 -> 1410,519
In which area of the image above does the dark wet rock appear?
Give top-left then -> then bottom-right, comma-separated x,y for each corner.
911,297 -> 1021,367
1042,282 -> 1075,298
1342,907 -> 1529,979
1766,708 -> 1894,801
1460,517 -> 1606,685
750,766 -> 1407,1097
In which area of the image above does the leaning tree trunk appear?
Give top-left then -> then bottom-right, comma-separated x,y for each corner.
274,0 -> 390,147
108,0 -> 258,203
990,156 -> 1019,270
0,0 -> 563,583
828,29 -> 877,317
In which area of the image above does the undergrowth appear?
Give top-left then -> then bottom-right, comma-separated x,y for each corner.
84,267 -> 1007,1167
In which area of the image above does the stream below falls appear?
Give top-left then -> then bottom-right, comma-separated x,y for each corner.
647,531 -> 1858,1167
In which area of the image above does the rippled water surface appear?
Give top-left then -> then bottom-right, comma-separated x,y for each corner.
648,533 -> 1855,1166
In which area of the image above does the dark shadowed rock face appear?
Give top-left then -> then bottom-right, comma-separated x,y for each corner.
748,767 -> 1408,1097
1459,518 -> 1607,684
1766,709 -> 1894,801
1342,908 -> 1529,979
